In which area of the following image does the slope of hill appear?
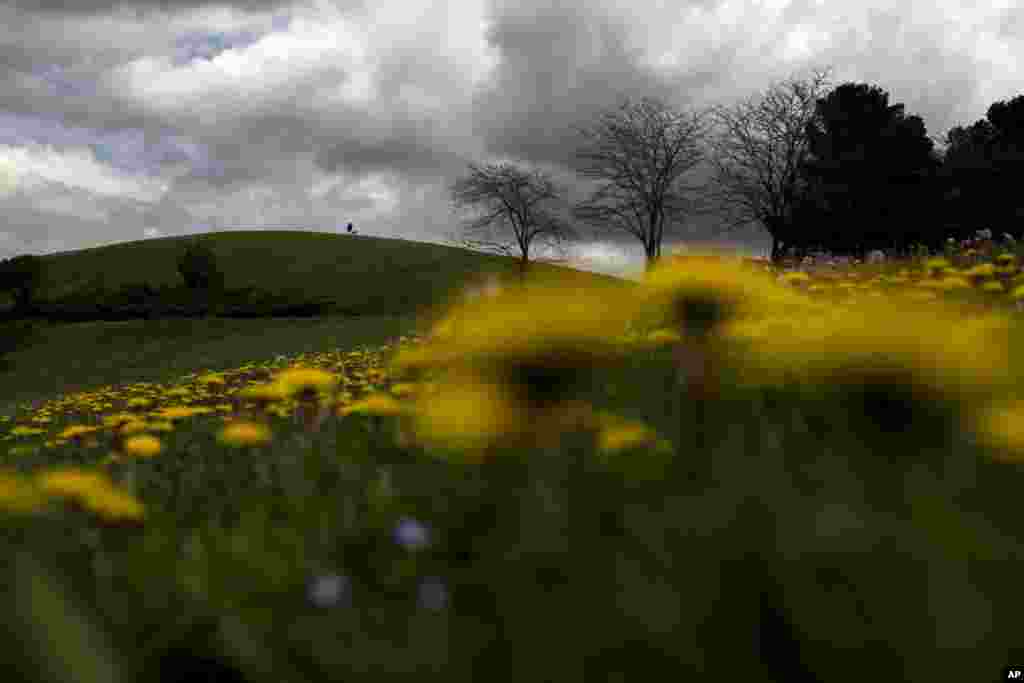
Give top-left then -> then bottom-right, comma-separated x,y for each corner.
0,230 -> 643,417
17,230 -> 639,318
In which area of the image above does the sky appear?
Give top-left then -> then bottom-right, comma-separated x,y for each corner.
0,0 -> 1021,281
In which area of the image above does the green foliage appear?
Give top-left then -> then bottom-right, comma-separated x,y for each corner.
0,545 -> 128,683
27,279 -> 335,323
4,369 -> 1024,681
0,254 -> 46,313
176,240 -> 225,293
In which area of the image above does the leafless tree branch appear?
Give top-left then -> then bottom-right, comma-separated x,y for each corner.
447,162 -> 581,280
569,95 -> 714,270
698,65 -> 836,262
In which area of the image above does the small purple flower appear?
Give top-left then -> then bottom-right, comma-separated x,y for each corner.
393,517 -> 431,551
417,576 -> 448,611
307,573 -> 351,608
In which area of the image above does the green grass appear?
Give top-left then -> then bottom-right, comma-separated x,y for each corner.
2,232 -> 1024,682
0,230 -> 638,417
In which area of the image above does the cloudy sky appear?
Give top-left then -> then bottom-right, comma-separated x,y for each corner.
0,0 -> 1020,280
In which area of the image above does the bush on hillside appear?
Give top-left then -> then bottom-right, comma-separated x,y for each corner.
176,240 -> 225,293
0,254 -> 46,314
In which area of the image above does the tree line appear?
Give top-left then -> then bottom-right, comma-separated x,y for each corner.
2,65 -> 1020,317
447,65 -> 1024,270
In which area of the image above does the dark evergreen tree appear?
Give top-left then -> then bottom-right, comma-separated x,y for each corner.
937,95 -> 1024,243
176,239 -> 225,292
787,83 -> 946,259
0,254 -> 46,314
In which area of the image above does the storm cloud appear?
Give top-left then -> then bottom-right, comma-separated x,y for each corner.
0,0 -> 1018,278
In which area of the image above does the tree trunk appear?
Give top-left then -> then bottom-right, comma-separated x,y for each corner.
770,238 -> 788,265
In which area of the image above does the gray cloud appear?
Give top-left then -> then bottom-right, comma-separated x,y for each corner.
0,0 -> 1019,277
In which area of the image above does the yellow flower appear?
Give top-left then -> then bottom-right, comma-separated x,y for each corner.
102,413 -> 141,428
404,373 -> 521,457
648,329 -> 684,346
724,296 -> 1013,401
237,382 -> 291,402
388,382 -> 419,398
35,467 -> 145,523
393,277 -> 638,376
89,489 -> 146,523
639,251 -> 813,338
916,276 -> 971,292
593,412 -> 661,454
780,271 -> 812,285
272,367 -> 340,396
963,263 -> 996,279
56,425 -> 100,441
121,434 -> 163,458
981,281 -> 1005,293
9,426 -> 46,437
0,470 -> 50,514
337,392 -> 406,417
217,420 -> 274,447
37,468 -> 111,500
154,406 -> 214,420
974,399 -> 1024,459
587,410 -> 675,480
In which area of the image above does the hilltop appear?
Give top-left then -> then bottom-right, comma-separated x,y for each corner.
0,230 -> 642,417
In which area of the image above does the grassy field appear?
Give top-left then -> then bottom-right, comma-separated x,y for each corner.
0,230 -> 637,418
3,230 -> 1024,682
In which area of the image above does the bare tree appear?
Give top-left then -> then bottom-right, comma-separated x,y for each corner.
569,95 -> 715,272
699,66 -> 836,262
446,161 -> 581,281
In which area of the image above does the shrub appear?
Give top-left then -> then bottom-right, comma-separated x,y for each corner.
176,239 -> 225,293
0,254 -> 46,314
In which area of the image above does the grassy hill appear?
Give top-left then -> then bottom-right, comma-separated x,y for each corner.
0,230 -> 641,417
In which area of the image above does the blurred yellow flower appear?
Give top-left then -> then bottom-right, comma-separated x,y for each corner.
122,434 -> 163,458
639,252 -> 816,333
393,277 -> 639,376
35,467 -> 145,523
981,281 -> 1005,293
154,406 -> 214,420
388,382 -> 419,398
404,373 -> 523,458
56,425 -> 100,441
103,413 -> 140,428
217,420 -> 274,447
592,411 -> 662,454
9,426 -> 46,437
237,382 -> 291,403
272,367 -> 340,396
0,470 -> 50,514
722,296 -> 1013,401
337,392 -> 405,417
964,263 -> 996,279
974,399 -> 1024,459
